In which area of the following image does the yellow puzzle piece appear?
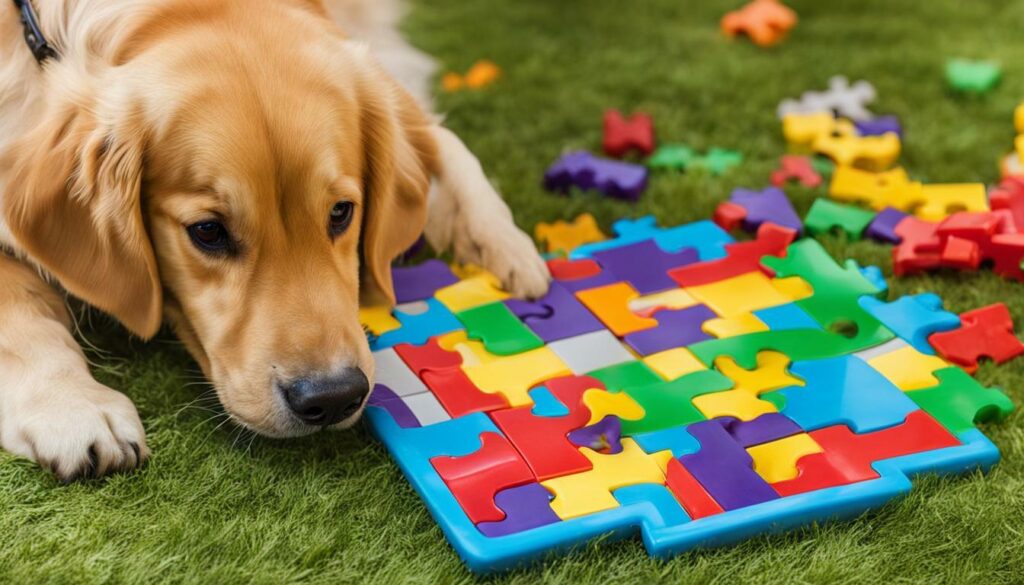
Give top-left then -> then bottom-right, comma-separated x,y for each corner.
782,113 -> 856,149
360,304 -> 400,337
716,351 -> 804,395
910,183 -> 989,221
582,389 -> 644,425
463,346 -> 571,407
629,289 -> 698,314
535,213 -> 606,256
686,272 -> 794,317
436,331 -> 497,367
541,440 -> 671,520
829,166 -> 918,211
867,343 -> 950,391
702,313 -> 769,339
642,347 -> 707,380
693,388 -> 777,421
747,433 -> 823,483
813,131 -> 901,171
771,276 -> 814,301
434,267 -> 509,312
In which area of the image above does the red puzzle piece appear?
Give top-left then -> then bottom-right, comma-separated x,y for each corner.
892,216 -> 942,276
430,432 -> 534,524
548,257 -> 602,280
713,201 -> 748,232
668,222 -> 796,287
665,458 -> 725,519
928,303 -> 1024,373
770,155 -> 822,188
489,375 -> 600,480
773,410 -> 960,497
603,109 -> 655,158
990,175 -> 1024,229
395,338 -> 508,417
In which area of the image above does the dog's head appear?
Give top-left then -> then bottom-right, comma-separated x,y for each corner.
2,1 -> 436,436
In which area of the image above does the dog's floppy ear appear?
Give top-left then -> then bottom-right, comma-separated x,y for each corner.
2,98 -> 162,338
357,62 -> 438,306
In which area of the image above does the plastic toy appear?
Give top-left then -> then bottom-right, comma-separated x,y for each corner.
364,216 -> 1015,573
770,155 -> 823,188
442,59 -> 502,92
714,186 -> 803,234
804,199 -> 875,239
647,144 -> 698,171
946,59 -> 1001,94
692,147 -> 743,176
535,213 -> 606,256
777,76 -> 877,121
854,115 -> 902,137
603,110 -> 655,158
543,151 -> 648,201
720,0 -> 798,47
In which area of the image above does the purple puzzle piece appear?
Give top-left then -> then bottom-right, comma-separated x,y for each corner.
679,419 -> 779,511
715,413 -> 802,448
367,385 -> 421,428
854,115 -> 902,137
592,240 -> 699,294
476,483 -> 560,537
504,282 -> 605,343
554,269 -> 620,294
729,187 -> 803,234
567,416 -> 623,454
543,151 -> 648,201
865,206 -> 910,244
623,305 -> 716,356
391,259 -> 459,303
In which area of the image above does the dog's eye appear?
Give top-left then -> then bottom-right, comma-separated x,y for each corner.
187,221 -> 231,254
329,201 -> 355,237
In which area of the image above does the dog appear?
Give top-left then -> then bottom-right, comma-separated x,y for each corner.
0,0 -> 550,481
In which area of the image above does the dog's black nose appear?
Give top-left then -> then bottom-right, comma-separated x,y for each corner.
281,368 -> 369,426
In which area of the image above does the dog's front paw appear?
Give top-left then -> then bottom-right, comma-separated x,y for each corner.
1,378 -> 149,482
454,217 -> 551,299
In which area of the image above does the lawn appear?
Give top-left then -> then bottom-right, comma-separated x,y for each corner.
4,0 -> 1024,582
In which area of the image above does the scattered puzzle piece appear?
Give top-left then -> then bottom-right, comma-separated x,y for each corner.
946,59 -> 1001,94
770,155 -> 823,188
691,147 -> 743,176
535,213 -> 607,256
929,303 -> 1024,372
544,151 -> 649,201
647,144 -> 698,171
442,59 -> 502,92
778,76 -> 877,121
717,186 -> 804,234
603,110 -> 656,158
804,199 -> 876,239
720,0 -> 798,47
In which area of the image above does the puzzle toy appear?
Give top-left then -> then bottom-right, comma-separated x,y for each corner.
714,187 -> 803,235
777,76 -> 877,121
720,0 -> 797,47
362,215 -> 1015,573
442,59 -> 502,92
544,151 -> 648,201
771,155 -> 822,188
535,213 -> 607,256
782,112 -> 900,171
647,144 -> 743,176
604,110 -> 656,158
946,59 -> 1002,94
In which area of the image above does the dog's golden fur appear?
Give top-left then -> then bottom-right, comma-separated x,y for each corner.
0,0 -> 548,480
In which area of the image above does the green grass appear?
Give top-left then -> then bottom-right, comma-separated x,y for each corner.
4,0 -> 1024,582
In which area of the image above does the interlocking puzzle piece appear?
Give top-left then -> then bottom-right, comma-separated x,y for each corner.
603,110 -> 655,158
858,293 -> 960,355
535,213 -> 607,256
541,439 -> 670,520
642,347 -> 707,380
456,302 -> 543,356
854,115 -> 902,137
665,458 -> 724,520
394,335 -> 508,417
829,166 -> 916,211
912,183 -> 989,221
442,59 -> 502,92
946,59 -> 1001,94
814,131 -> 901,171
866,342 -> 949,391
770,155 -> 822,189
582,390 -> 645,426
506,282 -> 605,343
571,216 -> 734,262
865,207 -> 910,243
679,420 -> 780,511
754,303 -> 821,331
576,282 -> 658,336
547,257 -> 619,293
905,367 -> 1014,434
747,433 -> 823,483
592,240 -> 699,294
361,304 -> 401,338
720,0 -> 797,47
782,113 -> 857,149
548,330 -> 635,375
702,313 -> 769,339
622,305 -> 716,356
669,223 -> 796,287
588,360 -> 662,392
543,151 -> 649,201
762,356 -> 919,433
929,303 -> 1024,372
892,216 -> 942,276
804,199 -> 876,239
568,416 -> 624,454
367,385 -> 423,428
692,352 -> 800,421
369,299 -> 462,351
392,260 -> 459,303
691,147 -> 743,176
718,412 -> 803,447
611,484 -> 690,528
777,76 -> 877,121
686,271 -> 799,318
435,267 -> 510,312
477,483 -> 560,537
720,186 -> 804,234
647,144 -> 698,171
618,370 -> 734,435
431,432 -> 534,524
529,386 -> 569,417
990,175 -> 1024,228
772,410 -> 960,496
459,341 -> 569,406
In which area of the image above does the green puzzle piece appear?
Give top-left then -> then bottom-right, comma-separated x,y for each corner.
804,199 -> 876,240
691,147 -> 742,176
690,328 -> 871,370
588,360 -> 661,392
906,367 -> 1015,434
455,302 -> 542,356
647,144 -> 698,171
946,58 -> 1002,94
618,370 -> 733,435
763,239 -> 893,349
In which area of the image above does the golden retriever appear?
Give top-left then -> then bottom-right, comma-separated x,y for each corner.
0,0 -> 549,481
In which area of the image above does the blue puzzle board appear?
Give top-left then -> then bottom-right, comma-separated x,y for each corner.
361,216 -> 1013,573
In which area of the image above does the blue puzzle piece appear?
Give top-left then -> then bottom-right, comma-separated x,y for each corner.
529,387 -> 570,417
632,426 -> 701,458
858,293 -> 961,356
765,356 -> 919,433
570,216 -> 733,261
370,298 -> 462,351
612,484 -> 691,530
856,264 -> 887,294
754,303 -> 822,331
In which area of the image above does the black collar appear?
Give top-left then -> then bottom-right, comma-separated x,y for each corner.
13,0 -> 58,64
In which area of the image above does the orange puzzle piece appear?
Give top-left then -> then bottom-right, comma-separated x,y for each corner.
576,282 -> 658,336
721,0 -> 798,47
442,59 -> 502,92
